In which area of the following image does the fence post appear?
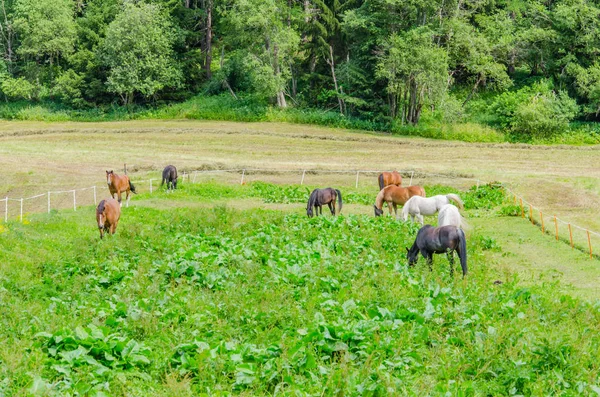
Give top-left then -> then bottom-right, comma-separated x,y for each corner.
409,171 -> 414,186
587,230 -> 593,259
4,197 -> 7,222
73,190 -> 77,211
150,179 -> 153,194
93,186 -> 97,205
240,169 -> 246,185
568,224 -> 574,249
529,205 -> 533,225
47,192 -> 51,214
193,171 -> 197,184
20,198 -> 23,222
539,211 -> 544,233
554,215 -> 558,241
355,171 -> 360,188
301,170 -> 306,185
124,163 -> 127,175
513,194 -> 517,205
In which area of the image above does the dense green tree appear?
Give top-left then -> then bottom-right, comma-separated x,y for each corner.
98,2 -> 182,105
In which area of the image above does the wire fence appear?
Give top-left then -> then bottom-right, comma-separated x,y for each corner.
1,167 -> 597,260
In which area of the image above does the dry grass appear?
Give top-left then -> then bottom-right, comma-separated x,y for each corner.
1,119 -> 599,228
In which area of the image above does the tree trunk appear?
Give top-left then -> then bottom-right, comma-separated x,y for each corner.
327,45 -> 345,115
205,0 -> 213,79
273,44 -> 287,108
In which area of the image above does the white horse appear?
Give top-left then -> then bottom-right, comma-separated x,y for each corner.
438,204 -> 468,229
401,194 -> 464,225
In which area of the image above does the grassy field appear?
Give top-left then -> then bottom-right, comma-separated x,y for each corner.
2,181 -> 600,395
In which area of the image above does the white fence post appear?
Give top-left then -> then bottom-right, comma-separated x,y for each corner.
73,190 -> 77,211
409,171 -> 414,186
93,186 -> 97,205
301,170 -> 306,185
4,197 -> 7,222
355,171 -> 360,188
150,179 -> 153,193
20,198 -> 23,222
241,169 -> 246,185
47,192 -> 51,213
193,171 -> 197,183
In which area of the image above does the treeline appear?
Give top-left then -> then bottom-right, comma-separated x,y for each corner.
1,0 -> 600,138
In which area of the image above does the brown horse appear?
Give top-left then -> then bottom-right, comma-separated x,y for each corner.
96,198 -> 121,239
106,170 -> 136,207
378,171 -> 402,190
374,185 -> 426,218
307,188 -> 343,217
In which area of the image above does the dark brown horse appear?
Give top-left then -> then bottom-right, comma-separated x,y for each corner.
307,188 -> 343,217
378,171 -> 402,190
96,198 -> 121,239
407,225 -> 467,277
161,165 -> 178,192
374,185 -> 426,218
106,170 -> 136,207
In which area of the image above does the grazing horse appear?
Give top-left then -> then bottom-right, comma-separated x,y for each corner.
307,188 -> 343,217
401,194 -> 464,225
106,170 -> 136,207
407,225 -> 467,277
378,171 -> 402,190
96,198 -> 121,239
373,185 -> 426,218
438,204 -> 468,229
161,165 -> 178,192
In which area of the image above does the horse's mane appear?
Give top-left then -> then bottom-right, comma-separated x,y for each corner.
374,188 -> 386,209
307,189 -> 318,211
96,199 -> 106,214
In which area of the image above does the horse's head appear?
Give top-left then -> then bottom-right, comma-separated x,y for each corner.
106,170 -> 114,186
406,246 -> 418,267
306,207 -> 313,217
373,205 -> 383,217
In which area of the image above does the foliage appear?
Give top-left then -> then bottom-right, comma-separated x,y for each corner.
99,2 -> 182,105
1,185 -> 600,394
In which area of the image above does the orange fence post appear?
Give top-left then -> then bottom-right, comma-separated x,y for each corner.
529,205 -> 534,225
587,230 -> 593,259
520,199 -> 524,218
568,224 -> 574,249
514,194 -> 517,205
554,215 -> 558,241
540,211 -> 544,233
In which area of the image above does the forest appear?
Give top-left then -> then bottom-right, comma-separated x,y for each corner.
1,0 -> 600,141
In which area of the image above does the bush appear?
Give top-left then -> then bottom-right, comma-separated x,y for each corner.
1,76 -> 38,100
490,80 -> 579,138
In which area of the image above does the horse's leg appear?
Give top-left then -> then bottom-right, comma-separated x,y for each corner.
328,202 -> 335,216
447,251 -> 455,276
393,203 -> 398,219
126,190 -> 130,208
387,202 -> 393,216
118,191 -> 122,207
421,250 -> 433,271
417,214 -> 424,226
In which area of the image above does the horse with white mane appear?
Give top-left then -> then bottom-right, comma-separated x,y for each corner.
438,204 -> 468,229
401,194 -> 463,225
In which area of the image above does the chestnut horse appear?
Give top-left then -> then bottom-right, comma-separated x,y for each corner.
378,171 -> 402,190
373,185 -> 426,218
96,198 -> 121,239
307,188 -> 343,217
106,170 -> 136,207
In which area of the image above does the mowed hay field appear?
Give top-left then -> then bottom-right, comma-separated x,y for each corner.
3,121 -> 600,395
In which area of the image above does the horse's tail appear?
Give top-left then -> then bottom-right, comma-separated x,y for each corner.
457,228 -> 468,276
447,194 -> 464,210
460,216 -> 471,231
335,189 -> 342,214
129,179 -> 137,194
378,173 -> 384,190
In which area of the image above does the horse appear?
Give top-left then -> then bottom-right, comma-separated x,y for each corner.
373,185 -> 426,218
106,170 -> 136,207
407,225 -> 467,277
161,165 -> 178,192
438,204 -> 469,229
307,188 -> 343,217
401,194 -> 464,225
378,171 -> 402,190
96,198 -> 121,239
